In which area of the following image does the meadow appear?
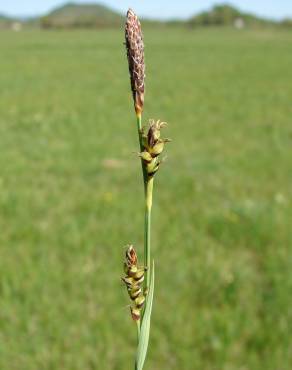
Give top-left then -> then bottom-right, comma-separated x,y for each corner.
0,27 -> 291,370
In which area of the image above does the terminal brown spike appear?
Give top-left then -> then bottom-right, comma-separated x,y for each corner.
125,8 -> 145,115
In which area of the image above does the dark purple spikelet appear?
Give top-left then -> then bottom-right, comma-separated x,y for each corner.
125,9 -> 145,115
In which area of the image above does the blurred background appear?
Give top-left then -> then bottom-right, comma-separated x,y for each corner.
0,1 -> 291,369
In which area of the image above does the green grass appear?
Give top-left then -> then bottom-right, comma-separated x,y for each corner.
0,27 -> 291,370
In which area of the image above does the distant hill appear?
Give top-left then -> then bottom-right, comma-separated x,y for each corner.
189,4 -> 273,28
0,13 -> 14,29
40,2 -> 123,29
280,18 -> 292,28
0,2 -> 290,30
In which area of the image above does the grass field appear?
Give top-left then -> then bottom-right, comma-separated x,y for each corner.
0,27 -> 291,370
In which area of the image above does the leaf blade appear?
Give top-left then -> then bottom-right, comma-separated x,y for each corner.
135,261 -> 155,370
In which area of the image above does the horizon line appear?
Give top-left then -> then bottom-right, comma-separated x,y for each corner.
0,1 -> 291,22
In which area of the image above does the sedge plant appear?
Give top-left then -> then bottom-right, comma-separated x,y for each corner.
121,9 -> 170,370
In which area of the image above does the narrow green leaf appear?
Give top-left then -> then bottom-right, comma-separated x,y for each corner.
135,262 -> 155,370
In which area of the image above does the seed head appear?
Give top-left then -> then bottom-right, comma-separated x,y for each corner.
125,9 -> 145,116
140,120 -> 170,178
122,245 -> 147,321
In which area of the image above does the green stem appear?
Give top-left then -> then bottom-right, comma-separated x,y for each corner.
136,320 -> 141,339
135,321 -> 140,370
134,114 -> 155,369
136,114 -> 147,192
136,113 -> 154,313
144,177 -> 153,289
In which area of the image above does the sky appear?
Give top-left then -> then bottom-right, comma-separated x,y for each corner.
1,0 -> 292,20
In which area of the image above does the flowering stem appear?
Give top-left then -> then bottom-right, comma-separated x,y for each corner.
144,177 -> 153,289
136,113 -> 153,309
136,320 -> 141,339
136,114 -> 147,191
